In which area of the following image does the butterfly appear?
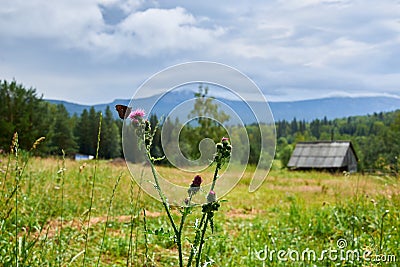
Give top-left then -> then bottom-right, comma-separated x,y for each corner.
115,104 -> 132,119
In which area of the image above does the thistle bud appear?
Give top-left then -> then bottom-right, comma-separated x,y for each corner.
144,120 -> 151,131
188,175 -> 202,197
207,190 -> 217,203
216,143 -> 223,150
221,137 -> 229,147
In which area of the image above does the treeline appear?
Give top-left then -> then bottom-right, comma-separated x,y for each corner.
0,80 -> 122,158
1,80 -> 399,172
0,81 -> 274,167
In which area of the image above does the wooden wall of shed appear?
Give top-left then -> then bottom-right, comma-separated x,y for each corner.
345,148 -> 358,172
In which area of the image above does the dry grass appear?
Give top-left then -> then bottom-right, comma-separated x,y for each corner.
2,155 -> 398,266
15,156 -> 399,211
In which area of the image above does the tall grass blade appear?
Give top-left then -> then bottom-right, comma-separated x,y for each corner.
83,113 -> 102,266
57,150 -> 66,266
12,133 -> 20,267
96,172 -> 122,267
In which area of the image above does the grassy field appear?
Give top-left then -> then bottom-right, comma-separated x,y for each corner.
0,155 -> 398,266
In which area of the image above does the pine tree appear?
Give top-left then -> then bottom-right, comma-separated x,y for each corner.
99,106 -> 121,159
0,80 -> 49,152
75,109 -> 91,155
48,104 -> 78,155
88,107 -> 101,156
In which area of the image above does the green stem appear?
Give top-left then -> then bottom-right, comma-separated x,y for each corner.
96,173 -> 122,267
58,150 -> 66,267
177,206 -> 193,265
14,144 -> 19,267
141,119 -> 183,266
127,178 -> 134,267
179,194 -> 194,238
189,159 -> 222,267
179,208 -> 189,237
148,161 -> 178,233
210,164 -> 220,192
148,160 -> 182,267
186,213 -> 206,267
379,210 -> 389,253
143,209 -> 150,264
195,213 -> 211,267
128,170 -> 144,266
83,113 -> 102,267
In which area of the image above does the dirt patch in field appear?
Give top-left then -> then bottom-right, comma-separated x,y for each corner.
26,207 -> 265,240
28,211 -> 163,239
225,208 -> 265,219
108,157 -> 128,166
268,184 -> 323,193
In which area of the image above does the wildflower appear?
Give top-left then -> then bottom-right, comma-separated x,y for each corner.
216,142 -> 223,150
10,132 -> 18,152
215,136 -> 231,169
207,190 -> 217,203
129,108 -> 145,123
32,136 -> 45,150
188,175 -> 202,197
184,197 -> 190,205
191,175 -> 202,187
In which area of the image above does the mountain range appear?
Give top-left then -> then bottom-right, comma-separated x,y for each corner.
47,93 -> 400,123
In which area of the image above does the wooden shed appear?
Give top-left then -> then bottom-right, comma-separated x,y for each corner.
287,141 -> 358,172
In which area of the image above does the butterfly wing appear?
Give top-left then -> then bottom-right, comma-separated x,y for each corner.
115,105 -> 131,119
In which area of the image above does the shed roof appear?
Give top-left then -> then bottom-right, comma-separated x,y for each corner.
287,141 -> 357,169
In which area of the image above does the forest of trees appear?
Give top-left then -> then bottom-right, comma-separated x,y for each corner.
0,80 -> 121,159
1,80 -> 400,174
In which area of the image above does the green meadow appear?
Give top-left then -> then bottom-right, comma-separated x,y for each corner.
0,154 -> 398,266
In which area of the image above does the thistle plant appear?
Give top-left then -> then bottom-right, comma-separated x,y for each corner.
127,108 -> 231,267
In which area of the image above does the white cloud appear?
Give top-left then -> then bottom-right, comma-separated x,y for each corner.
0,0 -> 399,104
212,0 -> 399,68
0,1 -> 224,57
0,0 -> 103,41
111,7 -> 225,56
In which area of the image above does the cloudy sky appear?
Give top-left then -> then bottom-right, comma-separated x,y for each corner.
1,0 -> 400,104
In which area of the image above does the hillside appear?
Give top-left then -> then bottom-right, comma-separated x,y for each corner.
47,94 -> 400,122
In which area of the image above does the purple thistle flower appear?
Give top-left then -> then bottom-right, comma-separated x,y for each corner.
207,190 -> 217,203
221,137 -> 230,147
129,108 -> 145,123
188,175 -> 202,197
191,175 -> 202,187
